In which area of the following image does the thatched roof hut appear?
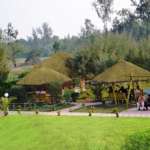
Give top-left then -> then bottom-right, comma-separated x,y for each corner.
18,67 -> 71,85
94,60 -> 150,83
35,52 -> 72,77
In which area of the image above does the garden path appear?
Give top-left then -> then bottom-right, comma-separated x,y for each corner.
3,103 -> 150,117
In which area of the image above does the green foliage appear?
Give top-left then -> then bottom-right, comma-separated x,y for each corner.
0,45 -> 9,96
52,41 -> 60,53
8,41 -> 25,67
16,105 -> 21,114
113,0 -> 150,39
9,85 -> 27,103
80,19 -> 98,41
0,97 -> 10,116
79,88 -> 95,101
123,130 -> 150,150
93,0 -> 114,32
48,81 -> 62,100
63,89 -> 73,102
112,107 -> 119,113
68,47 -> 116,79
0,45 -> 9,81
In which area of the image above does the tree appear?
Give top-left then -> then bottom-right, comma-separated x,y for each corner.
131,0 -> 150,38
0,46 -> 9,81
81,19 -> 95,38
9,41 -> 24,67
0,45 -> 9,96
112,9 -> 135,32
4,23 -> 21,67
52,41 -> 60,53
111,7 -> 150,40
93,0 -> 114,33
25,29 -> 41,65
80,19 -> 99,45
67,48 -> 111,79
25,22 -> 53,60
42,22 -> 53,41
48,81 -> 62,103
0,28 -> 2,40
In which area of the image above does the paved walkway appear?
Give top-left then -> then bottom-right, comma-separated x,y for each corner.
120,107 -> 150,117
59,102 -> 102,113
2,103 -> 150,117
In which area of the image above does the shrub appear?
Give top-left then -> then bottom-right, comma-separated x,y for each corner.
16,105 -> 21,114
35,109 -> 39,115
9,85 -> 27,103
1,97 -> 11,116
78,88 -> 95,102
122,130 -> 150,150
48,81 -> 62,101
63,89 -> 73,102
71,92 -> 79,102
88,110 -> 92,116
112,108 -> 119,118
112,107 -> 119,113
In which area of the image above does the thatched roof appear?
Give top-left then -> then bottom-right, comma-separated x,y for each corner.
18,67 -> 71,85
35,52 -> 72,77
94,60 -> 150,83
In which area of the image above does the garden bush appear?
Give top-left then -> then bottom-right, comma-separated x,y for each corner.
63,88 -> 74,102
48,81 -> 62,101
9,85 -> 27,103
123,130 -> 150,150
78,88 -> 95,102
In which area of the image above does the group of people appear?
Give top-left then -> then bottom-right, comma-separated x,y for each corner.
135,86 -> 150,111
101,84 -> 150,111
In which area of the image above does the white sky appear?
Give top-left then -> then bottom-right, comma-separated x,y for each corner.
0,0 -> 132,39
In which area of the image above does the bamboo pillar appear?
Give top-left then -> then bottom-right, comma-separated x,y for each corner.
112,83 -> 117,105
132,81 -> 135,102
126,75 -> 133,108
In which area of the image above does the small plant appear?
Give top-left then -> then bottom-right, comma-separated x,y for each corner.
1,96 -> 10,116
35,109 -> 39,115
91,106 -> 95,113
4,111 -> 8,116
88,110 -> 92,117
78,88 -> 95,102
112,108 -> 119,118
57,111 -> 61,116
17,105 -> 21,115
63,89 -> 73,103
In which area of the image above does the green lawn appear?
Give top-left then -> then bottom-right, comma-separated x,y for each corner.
0,116 -> 150,150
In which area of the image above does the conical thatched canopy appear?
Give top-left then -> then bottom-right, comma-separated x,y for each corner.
35,52 -> 72,77
18,67 -> 71,85
94,60 -> 150,83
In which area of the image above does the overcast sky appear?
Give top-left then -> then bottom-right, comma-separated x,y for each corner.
0,0 -> 132,39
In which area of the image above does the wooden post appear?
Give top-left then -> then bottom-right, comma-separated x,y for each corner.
112,83 -> 117,105
126,75 -> 133,109
132,81 -> 135,102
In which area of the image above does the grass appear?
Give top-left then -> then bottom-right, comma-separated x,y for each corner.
0,116 -> 150,150
73,104 -> 134,113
